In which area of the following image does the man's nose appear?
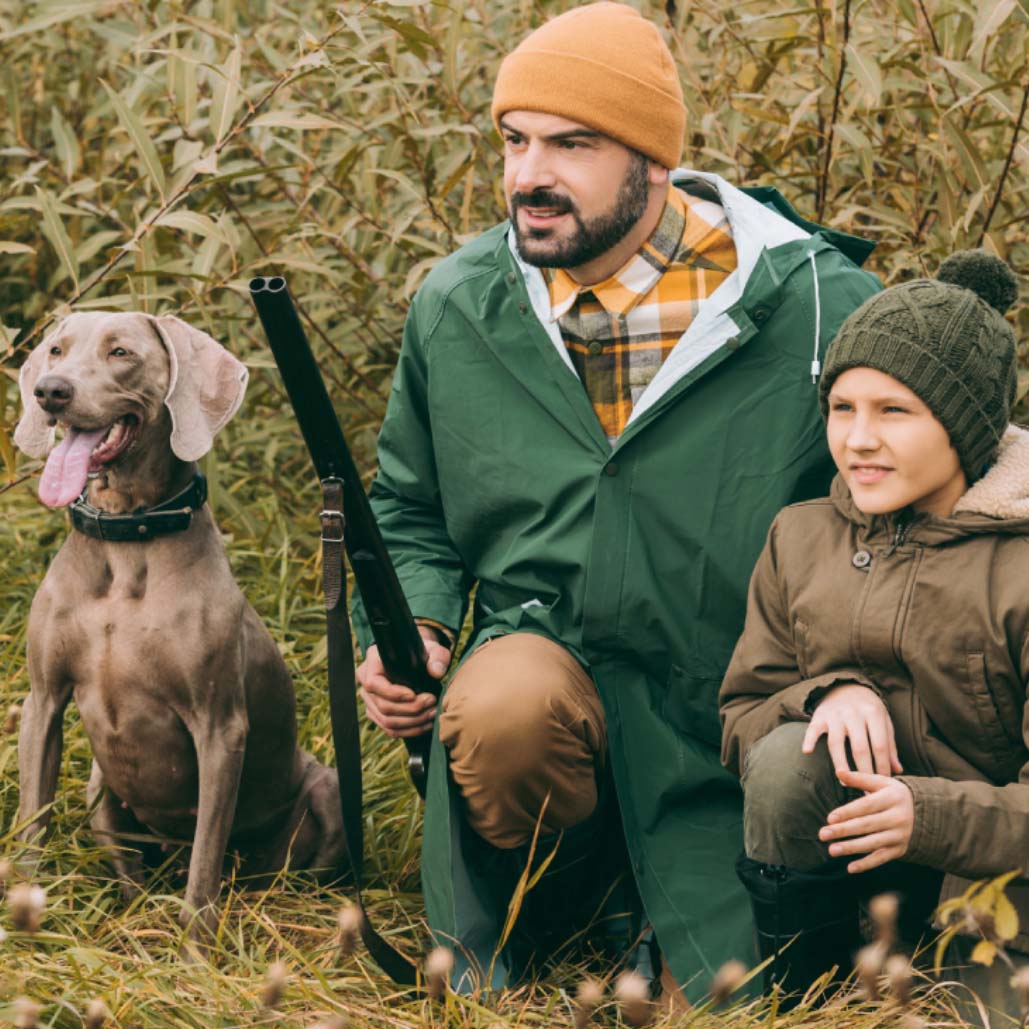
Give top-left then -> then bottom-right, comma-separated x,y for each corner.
512,142 -> 556,192
34,375 -> 75,413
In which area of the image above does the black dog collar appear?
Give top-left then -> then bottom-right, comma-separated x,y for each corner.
70,473 -> 208,542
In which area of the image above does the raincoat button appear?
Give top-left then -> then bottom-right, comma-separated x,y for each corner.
588,341 -> 603,356
752,305 -> 771,324
518,301 -> 527,314
725,336 -> 740,351
605,463 -> 619,477
852,550 -> 872,569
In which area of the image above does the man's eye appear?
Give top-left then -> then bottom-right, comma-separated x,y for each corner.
883,405 -> 908,414
830,401 -> 852,412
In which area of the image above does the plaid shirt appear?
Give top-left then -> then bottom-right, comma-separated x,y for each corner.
546,184 -> 737,443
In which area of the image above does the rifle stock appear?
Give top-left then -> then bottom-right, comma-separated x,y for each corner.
249,275 -> 437,794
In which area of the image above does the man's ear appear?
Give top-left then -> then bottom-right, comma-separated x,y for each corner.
13,319 -> 68,458
648,162 -> 670,187
150,315 -> 249,461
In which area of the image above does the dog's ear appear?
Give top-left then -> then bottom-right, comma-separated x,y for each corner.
151,315 -> 249,461
13,319 -> 67,458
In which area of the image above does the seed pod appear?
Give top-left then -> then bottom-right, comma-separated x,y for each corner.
84,999 -> 109,1029
308,1016 -> 349,1029
710,959 -> 747,1004
4,703 -> 21,735
855,942 -> 886,1001
1010,965 -> 1029,1017
614,970 -> 652,1027
885,953 -> 913,1006
869,893 -> 899,946
13,997 -> 40,1029
572,977 -> 604,1028
8,883 -> 46,932
0,858 -> 11,900
261,960 -> 289,1009
424,946 -> 454,1001
336,905 -> 362,958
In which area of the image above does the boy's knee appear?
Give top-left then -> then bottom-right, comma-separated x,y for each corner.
742,722 -> 842,869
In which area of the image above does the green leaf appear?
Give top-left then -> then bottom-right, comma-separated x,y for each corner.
154,210 -> 230,245
249,111 -> 340,130
209,40 -> 243,146
845,43 -> 882,108
35,186 -> 79,290
101,81 -> 167,202
0,241 -> 34,255
49,107 -> 81,179
971,0 -> 1018,60
168,50 -> 198,127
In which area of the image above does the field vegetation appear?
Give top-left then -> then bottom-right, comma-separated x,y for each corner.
1,0 -> 1027,1025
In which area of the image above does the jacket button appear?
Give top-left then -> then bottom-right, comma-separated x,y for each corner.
752,305 -> 771,324
852,550 -> 872,569
604,463 -> 619,477
588,341 -> 603,356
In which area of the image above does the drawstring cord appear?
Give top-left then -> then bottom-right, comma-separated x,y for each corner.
808,250 -> 822,384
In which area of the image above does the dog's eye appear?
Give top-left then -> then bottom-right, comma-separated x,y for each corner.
49,346 -> 61,356
109,347 -> 129,358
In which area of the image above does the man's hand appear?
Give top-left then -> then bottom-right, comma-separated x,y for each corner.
819,769 -> 914,873
357,626 -> 452,738
802,683 -> 903,776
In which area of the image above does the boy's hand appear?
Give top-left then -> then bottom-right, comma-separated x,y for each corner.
803,683 -> 903,776
357,626 -> 451,738
819,769 -> 914,873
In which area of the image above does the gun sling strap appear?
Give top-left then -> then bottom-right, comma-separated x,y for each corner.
320,477 -> 420,985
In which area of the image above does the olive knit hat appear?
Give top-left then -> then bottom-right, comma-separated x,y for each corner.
491,2 -> 685,170
818,250 -> 1020,482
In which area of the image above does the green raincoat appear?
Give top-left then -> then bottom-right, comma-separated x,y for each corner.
353,171 -> 880,1000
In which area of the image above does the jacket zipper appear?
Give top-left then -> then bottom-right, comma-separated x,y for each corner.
883,512 -> 912,558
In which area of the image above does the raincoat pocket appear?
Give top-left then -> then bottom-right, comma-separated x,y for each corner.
661,660 -> 727,748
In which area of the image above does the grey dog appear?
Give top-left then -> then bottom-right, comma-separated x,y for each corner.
13,311 -> 346,941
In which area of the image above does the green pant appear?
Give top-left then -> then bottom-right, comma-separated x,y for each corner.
743,723 -> 1024,1025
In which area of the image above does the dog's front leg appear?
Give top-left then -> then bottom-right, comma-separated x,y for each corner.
17,684 -> 72,852
179,713 -> 248,945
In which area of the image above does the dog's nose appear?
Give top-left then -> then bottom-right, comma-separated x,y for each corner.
34,375 -> 75,412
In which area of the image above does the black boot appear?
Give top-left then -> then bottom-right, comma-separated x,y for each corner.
736,855 -> 864,1008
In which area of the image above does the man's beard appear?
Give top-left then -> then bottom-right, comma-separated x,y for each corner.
509,153 -> 651,270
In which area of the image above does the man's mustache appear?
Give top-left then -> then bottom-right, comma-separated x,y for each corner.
510,191 -> 576,216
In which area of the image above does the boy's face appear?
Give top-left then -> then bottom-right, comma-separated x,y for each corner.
827,367 -> 967,518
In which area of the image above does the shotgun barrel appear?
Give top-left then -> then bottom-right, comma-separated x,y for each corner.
249,275 -> 437,794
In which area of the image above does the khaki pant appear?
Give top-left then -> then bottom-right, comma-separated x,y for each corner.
439,632 -> 606,849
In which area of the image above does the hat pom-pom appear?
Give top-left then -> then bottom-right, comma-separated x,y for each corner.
937,249 -> 1018,314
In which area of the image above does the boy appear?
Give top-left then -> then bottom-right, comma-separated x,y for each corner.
720,250 -> 1026,1011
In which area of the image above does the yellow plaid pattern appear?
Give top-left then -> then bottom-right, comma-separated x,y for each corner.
546,183 -> 737,443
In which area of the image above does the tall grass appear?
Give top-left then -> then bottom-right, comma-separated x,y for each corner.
1,0 -> 1027,1024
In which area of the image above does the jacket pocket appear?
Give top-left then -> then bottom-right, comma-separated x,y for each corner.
661,661 -> 725,748
965,652 -> 1016,757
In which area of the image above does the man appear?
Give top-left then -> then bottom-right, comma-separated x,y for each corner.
354,0 -> 880,1003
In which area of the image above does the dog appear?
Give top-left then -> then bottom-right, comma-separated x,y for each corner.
13,311 -> 346,940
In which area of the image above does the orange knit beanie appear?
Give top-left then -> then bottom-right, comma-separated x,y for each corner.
491,2 -> 685,170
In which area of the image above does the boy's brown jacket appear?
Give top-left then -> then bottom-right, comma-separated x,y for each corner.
720,425 -> 1029,947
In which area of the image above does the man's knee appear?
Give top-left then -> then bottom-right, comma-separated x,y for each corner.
439,633 -> 606,848
742,722 -> 843,869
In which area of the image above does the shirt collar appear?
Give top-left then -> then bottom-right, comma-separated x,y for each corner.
545,183 -> 687,321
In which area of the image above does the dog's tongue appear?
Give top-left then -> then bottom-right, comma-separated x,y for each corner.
38,427 -> 107,508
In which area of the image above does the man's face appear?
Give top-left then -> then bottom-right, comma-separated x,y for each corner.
501,111 -> 651,269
